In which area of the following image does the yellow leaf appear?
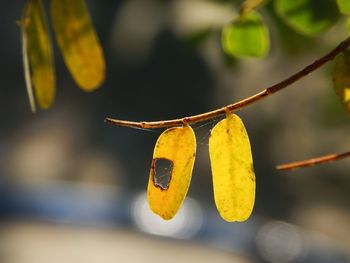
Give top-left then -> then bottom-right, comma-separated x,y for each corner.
209,114 -> 255,222
22,0 -> 55,110
147,126 -> 196,220
50,0 -> 105,91
333,50 -> 350,113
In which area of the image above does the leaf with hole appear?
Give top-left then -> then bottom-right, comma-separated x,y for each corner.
222,11 -> 269,58
22,0 -> 55,111
147,126 -> 196,220
333,50 -> 350,113
209,114 -> 255,222
50,0 -> 105,91
275,0 -> 340,36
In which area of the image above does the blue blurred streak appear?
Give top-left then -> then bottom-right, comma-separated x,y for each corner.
0,183 -> 348,263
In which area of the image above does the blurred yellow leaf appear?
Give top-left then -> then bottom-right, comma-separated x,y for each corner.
50,0 -> 105,91
22,0 -> 55,111
209,114 -> 255,222
147,126 -> 196,220
333,50 -> 350,113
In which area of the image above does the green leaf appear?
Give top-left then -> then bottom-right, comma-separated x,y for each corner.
222,11 -> 269,58
337,0 -> 350,15
347,18 -> 350,32
275,0 -> 340,36
332,50 -> 350,113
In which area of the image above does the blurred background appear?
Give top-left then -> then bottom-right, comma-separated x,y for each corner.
1,0 -> 350,262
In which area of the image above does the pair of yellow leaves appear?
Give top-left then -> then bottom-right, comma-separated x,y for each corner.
22,0 -> 105,112
148,114 -> 255,222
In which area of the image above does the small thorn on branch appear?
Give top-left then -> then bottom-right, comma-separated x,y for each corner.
276,150 -> 350,171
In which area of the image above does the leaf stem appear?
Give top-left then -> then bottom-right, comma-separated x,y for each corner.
105,37 -> 350,129
276,150 -> 350,171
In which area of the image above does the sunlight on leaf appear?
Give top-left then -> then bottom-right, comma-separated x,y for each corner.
337,0 -> 350,15
209,114 -> 255,222
147,126 -> 196,220
333,50 -> 350,113
240,0 -> 266,16
50,0 -> 105,91
222,11 -> 269,58
275,0 -> 339,36
22,0 -> 55,111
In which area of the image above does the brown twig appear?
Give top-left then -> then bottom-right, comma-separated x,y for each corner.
276,151 -> 350,171
105,37 -> 350,129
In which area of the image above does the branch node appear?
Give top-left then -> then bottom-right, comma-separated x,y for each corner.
223,106 -> 231,115
182,117 -> 190,126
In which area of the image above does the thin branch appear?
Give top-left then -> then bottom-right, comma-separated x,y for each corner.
105,37 -> 350,129
276,150 -> 350,171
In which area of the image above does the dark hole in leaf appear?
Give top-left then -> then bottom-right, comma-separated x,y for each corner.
152,158 -> 173,190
